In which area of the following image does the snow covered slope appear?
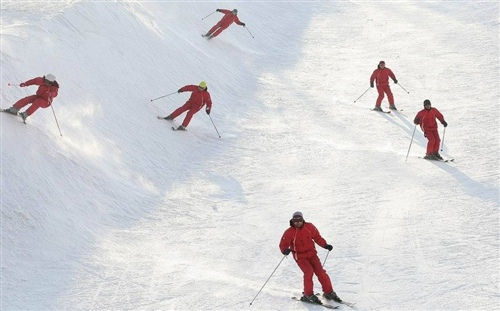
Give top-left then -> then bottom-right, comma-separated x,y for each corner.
1,1 -> 498,310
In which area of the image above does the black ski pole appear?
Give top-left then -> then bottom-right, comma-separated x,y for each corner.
322,251 -> 330,267
397,82 -> 410,94
208,114 -> 221,138
50,105 -> 63,137
244,25 -> 254,38
354,87 -> 371,103
201,11 -> 216,20
250,255 -> 287,306
405,124 -> 417,162
150,91 -> 177,102
440,127 -> 446,152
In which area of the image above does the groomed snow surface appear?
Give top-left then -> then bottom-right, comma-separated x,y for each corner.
1,1 -> 498,310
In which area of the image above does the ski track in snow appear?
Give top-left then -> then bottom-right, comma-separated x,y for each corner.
1,1 -> 499,311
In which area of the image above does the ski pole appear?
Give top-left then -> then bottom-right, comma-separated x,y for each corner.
244,25 -> 254,38
208,114 -> 221,138
322,251 -> 330,267
150,91 -> 177,102
397,82 -> 410,94
201,11 -> 216,20
50,104 -> 63,137
249,255 -> 287,306
440,127 -> 446,152
405,124 -> 417,162
353,87 -> 371,103
7,83 -> 19,87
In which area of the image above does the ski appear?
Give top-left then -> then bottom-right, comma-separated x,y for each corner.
314,293 -> 356,308
418,157 -> 455,163
1,108 -> 17,115
291,297 -> 339,309
371,108 -> 391,114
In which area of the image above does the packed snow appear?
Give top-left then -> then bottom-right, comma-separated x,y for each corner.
1,1 -> 498,310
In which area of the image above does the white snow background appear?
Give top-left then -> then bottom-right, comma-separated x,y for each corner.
1,1 -> 498,310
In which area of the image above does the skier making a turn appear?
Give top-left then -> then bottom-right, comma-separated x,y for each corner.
203,9 -> 246,40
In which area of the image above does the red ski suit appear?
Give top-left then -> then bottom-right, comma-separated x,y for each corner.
14,77 -> 59,116
414,108 -> 445,155
370,68 -> 396,107
170,85 -> 212,127
207,9 -> 244,38
279,222 -> 334,296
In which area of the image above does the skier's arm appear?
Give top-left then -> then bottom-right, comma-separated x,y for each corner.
434,109 -> 446,125
20,77 -> 44,87
310,224 -> 327,248
234,16 -> 245,26
204,93 -> 213,114
218,9 -> 231,14
388,69 -> 397,83
279,230 -> 293,254
178,85 -> 198,93
370,70 -> 377,86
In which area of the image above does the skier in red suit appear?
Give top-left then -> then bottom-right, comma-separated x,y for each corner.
279,211 -> 342,304
370,61 -> 398,111
414,99 -> 448,160
162,81 -> 212,130
4,74 -> 59,122
203,9 -> 245,40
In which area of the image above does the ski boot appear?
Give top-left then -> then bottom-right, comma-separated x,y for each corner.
3,106 -> 19,115
163,115 -> 173,120
19,111 -> 28,123
372,106 -> 383,112
300,294 -> 321,304
433,153 -> 443,160
176,125 -> 186,131
323,291 -> 342,303
423,154 -> 437,160
389,105 -> 398,110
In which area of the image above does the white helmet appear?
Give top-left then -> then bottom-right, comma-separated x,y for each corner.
45,74 -> 56,82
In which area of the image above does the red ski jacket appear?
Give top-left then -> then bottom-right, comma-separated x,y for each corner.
217,9 -> 244,27
22,77 -> 59,103
370,68 -> 396,86
414,108 -> 445,132
179,85 -> 213,112
279,222 -> 328,260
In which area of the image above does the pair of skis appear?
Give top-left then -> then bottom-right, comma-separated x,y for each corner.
1,109 -> 26,124
157,116 -> 184,131
291,294 -> 356,309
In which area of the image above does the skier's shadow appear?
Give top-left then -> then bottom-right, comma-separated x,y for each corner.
380,110 -> 428,147
429,161 -> 498,203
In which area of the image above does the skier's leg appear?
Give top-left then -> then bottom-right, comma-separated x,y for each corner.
425,131 -> 435,156
385,85 -> 395,106
210,24 -> 230,38
181,105 -> 202,127
13,95 -> 37,110
296,258 -> 315,296
169,102 -> 190,119
25,98 -> 50,116
206,22 -> 222,36
375,85 -> 385,107
310,255 -> 333,294
430,130 -> 441,154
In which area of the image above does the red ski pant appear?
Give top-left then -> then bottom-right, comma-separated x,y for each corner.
169,101 -> 202,127
375,85 -> 394,107
207,21 -> 230,38
296,253 -> 333,296
424,129 -> 441,155
14,95 -> 50,116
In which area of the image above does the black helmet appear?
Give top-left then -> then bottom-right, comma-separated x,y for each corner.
232,9 -> 238,14
423,99 -> 431,106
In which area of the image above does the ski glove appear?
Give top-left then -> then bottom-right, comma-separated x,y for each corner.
283,248 -> 291,255
216,9 -> 221,12
442,120 -> 448,127
324,244 -> 333,251
177,89 -> 183,93
370,82 -> 374,88
414,118 -> 420,125
241,23 -> 246,27
20,83 -> 26,87
393,79 -> 398,84
206,109 -> 210,115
